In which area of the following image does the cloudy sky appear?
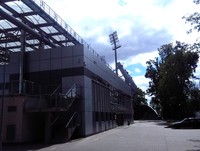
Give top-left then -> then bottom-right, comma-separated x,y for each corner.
44,0 -> 200,94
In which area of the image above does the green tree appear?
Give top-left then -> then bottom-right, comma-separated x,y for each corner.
182,0 -> 200,116
187,86 -> 200,116
145,41 -> 199,119
149,97 -> 161,117
145,58 -> 160,103
134,87 -> 148,105
183,0 -> 200,34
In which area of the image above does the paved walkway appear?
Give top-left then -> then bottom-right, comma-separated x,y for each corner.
3,121 -> 200,151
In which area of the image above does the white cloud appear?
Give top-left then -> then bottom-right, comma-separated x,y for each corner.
121,51 -> 158,68
132,75 -> 150,92
134,68 -> 141,73
43,0 -> 200,93
194,62 -> 200,79
44,0 -> 199,45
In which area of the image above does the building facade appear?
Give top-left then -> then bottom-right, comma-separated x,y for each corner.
0,45 -> 135,143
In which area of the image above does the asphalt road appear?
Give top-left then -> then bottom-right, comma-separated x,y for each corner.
3,120 -> 200,151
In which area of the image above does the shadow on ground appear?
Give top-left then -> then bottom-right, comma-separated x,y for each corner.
3,143 -> 51,151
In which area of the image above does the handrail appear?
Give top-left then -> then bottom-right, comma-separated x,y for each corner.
30,0 -> 115,73
65,112 -> 80,141
65,83 -> 76,97
59,83 -> 77,99
65,112 -> 77,128
49,115 -> 59,127
10,80 -> 41,96
50,84 -> 61,96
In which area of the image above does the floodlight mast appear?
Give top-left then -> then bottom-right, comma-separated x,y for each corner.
109,31 -> 121,75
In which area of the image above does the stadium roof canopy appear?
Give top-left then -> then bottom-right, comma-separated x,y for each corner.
0,0 -> 90,52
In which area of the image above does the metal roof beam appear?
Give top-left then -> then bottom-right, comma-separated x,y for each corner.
34,23 -> 55,28
1,3 -> 65,48
0,27 -> 19,32
21,0 -> 80,45
0,8 -> 57,48
4,42 -> 38,50
0,0 -> 15,3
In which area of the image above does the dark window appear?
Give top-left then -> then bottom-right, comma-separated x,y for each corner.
6,124 -> 16,141
7,106 -> 17,112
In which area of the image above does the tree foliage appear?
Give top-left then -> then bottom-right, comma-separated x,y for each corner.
134,87 -> 148,106
183,0 -> 200,34
187,87 -> 200,116
145,41 -> 199,119
145,0 -> 200,119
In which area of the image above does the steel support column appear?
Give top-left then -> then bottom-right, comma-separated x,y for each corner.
0,62 -> 6,151
19,29 -> 25,94
0,37 -> 8,151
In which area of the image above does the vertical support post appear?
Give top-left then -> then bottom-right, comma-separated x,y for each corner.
19,30 -> 26,94
0,63 -> 6,151
39,41 -> 44,50
0,39 -> 8,151
131,99 -> 134,123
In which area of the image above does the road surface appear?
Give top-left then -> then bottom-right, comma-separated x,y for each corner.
3,120 -> 200,151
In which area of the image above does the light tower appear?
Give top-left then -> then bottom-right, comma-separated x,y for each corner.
109,31 -> 121,75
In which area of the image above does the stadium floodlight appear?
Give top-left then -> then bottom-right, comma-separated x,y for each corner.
109,31 -> 121,75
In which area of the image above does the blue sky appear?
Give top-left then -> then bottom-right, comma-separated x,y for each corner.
127,64 -> 146,77
44,0 -> 200,95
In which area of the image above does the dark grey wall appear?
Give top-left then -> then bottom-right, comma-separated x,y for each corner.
0,45 -> 132,96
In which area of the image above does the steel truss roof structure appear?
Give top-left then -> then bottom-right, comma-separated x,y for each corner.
0,0 -> 91,52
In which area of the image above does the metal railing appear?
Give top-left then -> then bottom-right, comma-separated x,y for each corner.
30,0 -> 114,72
50,84 -> 61,96
0,49 -> 10,65
58,83 -> 80,110
44,83 -> 80,110
65,112 -> 80,141
10,80 -> 41,96
64,83 -> 77,98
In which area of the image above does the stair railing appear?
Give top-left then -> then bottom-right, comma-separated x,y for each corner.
65,112 -> 80,140
65,83 -> 77,98
50,84 -> 61,96
48,84 -> 61,108
59,83 -> 79,110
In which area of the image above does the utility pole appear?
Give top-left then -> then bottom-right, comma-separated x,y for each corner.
109,31 -> 121,75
